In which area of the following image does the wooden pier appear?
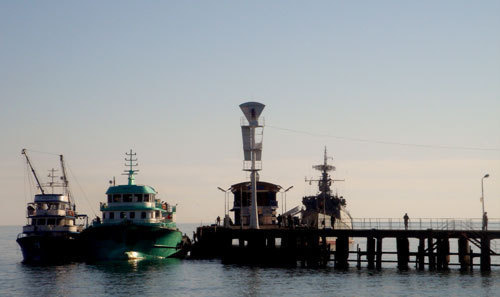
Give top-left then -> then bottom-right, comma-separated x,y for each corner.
190,226 -> 500,271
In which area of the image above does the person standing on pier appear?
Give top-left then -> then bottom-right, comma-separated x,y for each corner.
277,214 -> 282,228
216,216 -> 221,226
403,213 -> 409,230
330,215 -> 336,229
483,212 -> 488,231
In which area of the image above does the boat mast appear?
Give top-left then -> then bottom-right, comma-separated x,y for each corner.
122,149 -> 139,185
59,154 -> 73,206
306,147 -> 344,221
21,149 -> 45,195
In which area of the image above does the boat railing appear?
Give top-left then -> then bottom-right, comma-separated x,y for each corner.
99,218 -> 166,225
351,218 -> 500,231
21,225 -> 79,233
28,209 -> 69,217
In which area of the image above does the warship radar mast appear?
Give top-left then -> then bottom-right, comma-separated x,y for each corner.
306,147 -> 343,196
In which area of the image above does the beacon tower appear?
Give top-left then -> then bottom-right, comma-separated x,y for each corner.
239,102 -> 265,229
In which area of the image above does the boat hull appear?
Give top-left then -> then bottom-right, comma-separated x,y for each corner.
16,234 -> 82,264
81,223 -> 184,261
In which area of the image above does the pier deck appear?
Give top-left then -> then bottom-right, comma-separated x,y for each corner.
191,219 -> 500,271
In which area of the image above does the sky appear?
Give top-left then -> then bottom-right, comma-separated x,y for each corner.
1,1 -> 499,226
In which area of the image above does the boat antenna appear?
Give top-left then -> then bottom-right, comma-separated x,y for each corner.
306,147 -> 336,195
21,149 -> 45,195
47,168 -> 58,194
122,149 -> 139,185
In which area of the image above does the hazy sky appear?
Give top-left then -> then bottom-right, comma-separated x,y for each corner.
1,1 -> 499,225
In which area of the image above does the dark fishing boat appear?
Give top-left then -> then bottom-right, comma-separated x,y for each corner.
16,149 -> 88,263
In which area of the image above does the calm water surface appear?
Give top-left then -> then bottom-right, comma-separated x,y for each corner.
1,225 -> 498,296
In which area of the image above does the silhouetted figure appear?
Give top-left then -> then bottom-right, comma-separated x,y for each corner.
216,216 -> 221,226
287,214 -> 293,229
331,215 -> 336,229
404,213 -> 409,230
483,212 -> 488,231
277,214 -> 282,228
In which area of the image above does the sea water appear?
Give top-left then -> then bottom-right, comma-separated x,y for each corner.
1,225 -> 499,297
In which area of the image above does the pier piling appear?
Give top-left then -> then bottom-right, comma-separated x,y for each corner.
480,235 -> 491,272
366,236 -> 375,269
396,237 -> 409,271
417,237 -> 425,270
458,236 -> 470,271
335,236 -> 349,269
376,237 -> 383,270
427,237 -> 436,271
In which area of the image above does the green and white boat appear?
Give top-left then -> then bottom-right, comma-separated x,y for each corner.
81,150 -> 187,261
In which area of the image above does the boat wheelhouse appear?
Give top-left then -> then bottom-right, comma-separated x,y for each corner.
24,193 -> 83,234
100,184 -> 176,226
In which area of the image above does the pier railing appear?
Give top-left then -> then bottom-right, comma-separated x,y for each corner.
351,218 -> 500,231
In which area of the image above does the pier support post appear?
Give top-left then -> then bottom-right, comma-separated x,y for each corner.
376,237 -> 383,270
458,237 -> 470,272
436,237 -> 450,271
367,237 -> 375,269
356,245 -> 361,269
417,237 -> 425,271
427,237 -> 436,271
334,236 -> 349,269
480,236 -> 491,272
267,236 -> 275,248
396,237 -> 409,271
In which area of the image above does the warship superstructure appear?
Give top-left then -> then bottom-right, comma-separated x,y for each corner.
302,148 -> 352,230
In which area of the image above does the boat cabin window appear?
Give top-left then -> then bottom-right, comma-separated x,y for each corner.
31,219 -> 36,225
113,194 -> 121,202
107,195 -> 112,203
57,218 -> 63,225
120,212 -> 126,219
109,212 -> 115,219
129,212 -> 135,219
135,194 -> 143,202
37,219 -> 46,225
144,194 -> 150,202
155,211 -> 160,218
123,194 -> 132,202
141,212 -> 146,219
47,218 -> 56,225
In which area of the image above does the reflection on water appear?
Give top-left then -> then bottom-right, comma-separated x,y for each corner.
2,226 -> 500,297
89,258 -> 182,274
